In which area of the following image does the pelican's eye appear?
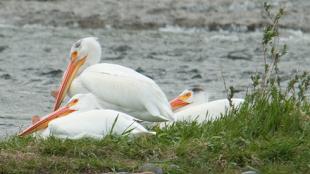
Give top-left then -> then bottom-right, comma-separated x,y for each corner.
185,92 -> 191,97
75,41 -> 81,48
68,99 -> 79,107
71,51 -> 78,61
72,99 -> 79,104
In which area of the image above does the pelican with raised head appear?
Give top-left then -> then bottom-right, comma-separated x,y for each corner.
19,93 -> 154,139
52,37 -> 174,122
168,85 -> 244,124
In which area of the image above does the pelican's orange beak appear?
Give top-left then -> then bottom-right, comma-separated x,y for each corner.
169,97 -> 190,111
19,99 -> 78,137
53,51 -> 87,111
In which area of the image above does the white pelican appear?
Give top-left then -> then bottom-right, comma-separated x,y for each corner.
167,86 -> 244,124
19,94 -> 154,139
52,37 -> 174,122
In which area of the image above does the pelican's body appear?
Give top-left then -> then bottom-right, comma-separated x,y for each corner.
166,86 -> 244,125
53,37 -> 174,122
20,94 -> 154,139
173,98 -> 244,123
69,63 -> 173,121
40,109 -> 153,139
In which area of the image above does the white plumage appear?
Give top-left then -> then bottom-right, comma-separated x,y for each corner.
173,98 -> 244,123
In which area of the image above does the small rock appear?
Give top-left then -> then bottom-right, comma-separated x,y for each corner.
146,74 -> 154,79
242,171 -> 258,174
191,74 -> 202,79
0,74 -> 11,80
0,46 -> 8,52
135,67 -> 145,73
189,69 -> 199,73
168,164 -> 180,169
113,45 -> 132,52
78,15 -> 105,29
226,50 -> 252,60
44,47 -> 52,53
139,163 -> 163,174
134,67 -> 153,79
39,69 -> 63,77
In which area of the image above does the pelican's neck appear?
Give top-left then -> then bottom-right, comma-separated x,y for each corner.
86,47 -> 101,66
192,91 -> 208,105
69,93 -> 102,112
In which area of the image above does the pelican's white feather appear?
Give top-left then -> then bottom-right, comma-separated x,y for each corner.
174,98 -> 244,123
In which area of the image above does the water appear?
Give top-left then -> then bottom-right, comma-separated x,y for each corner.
0,25 -> 309,137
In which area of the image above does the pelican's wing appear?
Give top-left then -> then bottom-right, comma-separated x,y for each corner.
77,63 -> 174,121
85,63 -> 155,83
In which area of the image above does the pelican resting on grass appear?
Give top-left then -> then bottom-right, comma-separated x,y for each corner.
166,86 -> 244,125
19,94 -> 154,139
52,37 -> 174,122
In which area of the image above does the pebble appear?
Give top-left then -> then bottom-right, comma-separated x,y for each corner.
242,171 -> 258,174
0,46 -> 8,52
0,74 -> 11,80
139,163 -> 163,174
226,50 -> 252,60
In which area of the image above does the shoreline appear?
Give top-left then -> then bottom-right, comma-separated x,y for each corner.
1,0 -> 310,32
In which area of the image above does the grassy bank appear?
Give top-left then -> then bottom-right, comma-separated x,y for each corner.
1,87 -> 309,173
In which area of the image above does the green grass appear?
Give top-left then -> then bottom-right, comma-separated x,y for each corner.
1,87 -> 309,173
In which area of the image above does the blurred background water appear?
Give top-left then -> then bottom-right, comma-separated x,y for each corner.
0,0 -> 309,137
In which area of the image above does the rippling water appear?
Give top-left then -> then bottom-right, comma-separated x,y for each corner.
0,25 -> 309,137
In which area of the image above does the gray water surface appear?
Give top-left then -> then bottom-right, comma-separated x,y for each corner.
0,25 -> 309,137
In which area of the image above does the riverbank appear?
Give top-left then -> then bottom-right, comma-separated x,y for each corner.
1,0 -> 310,31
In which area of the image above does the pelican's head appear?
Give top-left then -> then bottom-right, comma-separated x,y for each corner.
19,93 -> 101,137
67,93 -> 101,112
170,85 -> 208,111
53,37 -> 102,111
70,37 -> 101,73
